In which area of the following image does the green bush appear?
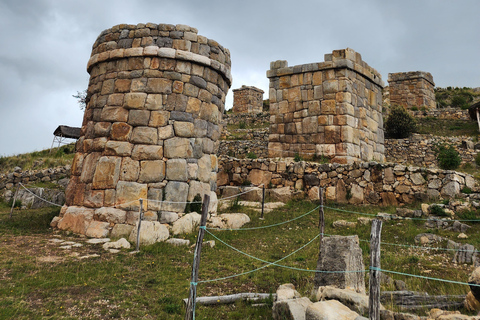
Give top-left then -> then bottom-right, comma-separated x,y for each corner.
238,121 -> 246,129
475,153 -> 480,167
435,144 -> 461,170
430,204 -> 447,217
246,152 -> 257,159
385,105 -> 416,139
294,153 -> 302,162
185,194 -> 202,213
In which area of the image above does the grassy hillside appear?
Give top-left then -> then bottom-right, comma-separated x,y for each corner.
1,198 -> 479,319
435,87 -> 480,109
0,144 -> 75,175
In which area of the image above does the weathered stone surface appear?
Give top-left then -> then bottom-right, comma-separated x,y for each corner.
247,169 -> 272,187
128,221 -> 169,246
138,160 -> 165,183
166,158 -> 188,181
92,156 -> 121,189
57,206 -> 95,235
306,300 -> 359,320
219,213 -> 250,229
268,187 -> 292,203
276,283 -> 301,301
115,181 -> 148,210
315,286 -> 376,315
103,238 -> 131,250
172,212 -> 201,235
162,181 -> 189,212
85,221 -> 110,238
273,297 -> 312,320
94,207 -> 127,224
314,235 -> 365,294
110,224 -> 135,239
164,137 -> 193,158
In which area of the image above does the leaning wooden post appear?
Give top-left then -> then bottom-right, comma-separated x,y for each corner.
185,194 -> 210,320
9,183 -> 20,219
369,219 -> 383,320
313,187 -> 325,290
135,199 -> 144,252
260,185 -> 266,220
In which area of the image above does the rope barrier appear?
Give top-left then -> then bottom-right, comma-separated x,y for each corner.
199,231 -> 366,284
18,183 -> 62,207
206,205 -> 320,231
372,267 -> 480,288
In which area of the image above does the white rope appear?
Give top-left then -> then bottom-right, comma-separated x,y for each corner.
18,183 -> 62,207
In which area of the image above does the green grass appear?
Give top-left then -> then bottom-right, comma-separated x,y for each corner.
0,144 -> 75,174
415,118 -> 478,137
0,198 -> 478,319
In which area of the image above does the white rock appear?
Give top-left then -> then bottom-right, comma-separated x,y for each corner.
277,283 -> 301,301
306,300 -> 359,320
86,238 -> 111,244
129,221 -> 169,246
171,212 -> 202,235
273,297 -> 312,320
166,238 -> 190,246
220,213 -> 250,229
103,238 -> 131,250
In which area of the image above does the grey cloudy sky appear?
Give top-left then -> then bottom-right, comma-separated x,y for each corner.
0,0 -> 479,156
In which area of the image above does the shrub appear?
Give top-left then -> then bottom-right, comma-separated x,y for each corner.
435,144 -> 461,170
246,152 -> 257,159
294,153 -> 302,162
475,153 -> 480,167
185,194 -> 202,213
238,121 -> 246,129
385,105 -> 416,139
411,106 -> 418,111
430,204 -> 447,217
461,186 -> 473,194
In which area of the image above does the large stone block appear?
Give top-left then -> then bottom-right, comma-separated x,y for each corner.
115,181 -> 148,210
166,158 -> 188,181
92,156 -> 121,189
131,126 -> 158,145
163,181 -> 189,212
313,235 -> 366,294
57,206 -> 95,235
131,145 -> 163,160
138,160 -> 165,183
129,221 -> 169,245
164,137 -> 193,158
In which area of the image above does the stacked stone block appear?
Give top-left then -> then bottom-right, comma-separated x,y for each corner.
55,23 -> 231,237
267,48 -> 385,164
232,85 -> 264,114
388,71 -> 436,109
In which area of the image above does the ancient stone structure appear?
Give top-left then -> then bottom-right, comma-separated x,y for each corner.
388,71 -> 436,110
267,48 -> 385,164
54,23 -> 231,237
232,85 -> 264,114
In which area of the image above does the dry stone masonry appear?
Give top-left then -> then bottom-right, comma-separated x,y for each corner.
267,48 -> 385,164
232,85 -> 264,114
53,23 -> 231,238
388,71 -> 436,109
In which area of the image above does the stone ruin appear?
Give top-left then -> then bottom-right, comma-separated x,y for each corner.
52,23 -> 231,237
267,48 -> 385,164
388,71 -> 436,110
232,85 -> 264,114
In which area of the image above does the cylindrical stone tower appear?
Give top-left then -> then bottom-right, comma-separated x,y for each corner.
53,23 -> 231,238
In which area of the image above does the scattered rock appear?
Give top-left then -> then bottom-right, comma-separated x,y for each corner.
166,238 -> 190,246
454,244 -> 477,264
315,286 -> 375,315
273,297 -> 312,320
458,233 -> 469,239
103,238 -> 131,250
332,220 -> 357,228
128,221 -> 169,246
276,283 -> 301,301
306,299 -> 359,320
394,280 -> 407,291
171,212 -> 201,235
86,238 -> 110,244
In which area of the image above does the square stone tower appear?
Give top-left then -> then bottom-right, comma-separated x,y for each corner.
388,71 -> 436,110
232,85 -> 264,114
267,48 -> 385,164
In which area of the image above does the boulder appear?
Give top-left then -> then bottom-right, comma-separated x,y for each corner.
313,235 -> 366,294
166,238 -> 190,246
454,244 -> 477,264
277,283 -> 301,301
464,291 -> 480,312
128,221 -> 169,246
314,286 -> 375,315
171,212 -> 202,235
103,238 -> 131,250
220,213 -> 251,229
273,297 -> 312,320
85,221 -> 110,238
305,300 -> 359,320
268,187 -> 292,203
110,224 -> 134,239
332,220 -> 357,228
469,266 -> 480,301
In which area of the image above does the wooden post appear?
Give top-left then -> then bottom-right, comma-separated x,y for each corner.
135,199 -> 144,252
369,219 -> 383,320
185,194 -> 210,320
9,184 -> 20,219
260,185 -> 266,220
313,187 -> 325,290
476,109 -> 480,133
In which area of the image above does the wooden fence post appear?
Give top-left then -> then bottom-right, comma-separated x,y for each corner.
260,185 -> 266,220
185,194 -> 210,320
9,184 -> 20,219
369,219 -> 383,320
135,199 -> 144,252
313,187 -> 325,290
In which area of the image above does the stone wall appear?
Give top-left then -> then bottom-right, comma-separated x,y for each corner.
0,166 -> 71,193
223,112 -> 270,126
54,23 -> 232,238
267,48 -> 385,164
388,72 -> 436,109
385,134 -> 477,168
411,108 -> 469,120
232,85 -> 264,114
217,157 -> 477,206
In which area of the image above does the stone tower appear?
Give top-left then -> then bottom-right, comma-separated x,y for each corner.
388,71 -> 436,110
232,85 -> 264,114
53,23 -> 231,237
267,48 -> 385,164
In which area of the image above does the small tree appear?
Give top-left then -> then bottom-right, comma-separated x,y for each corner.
73,89 -> 87,110
385,105 -> 416,139
435,144 -> 461,170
